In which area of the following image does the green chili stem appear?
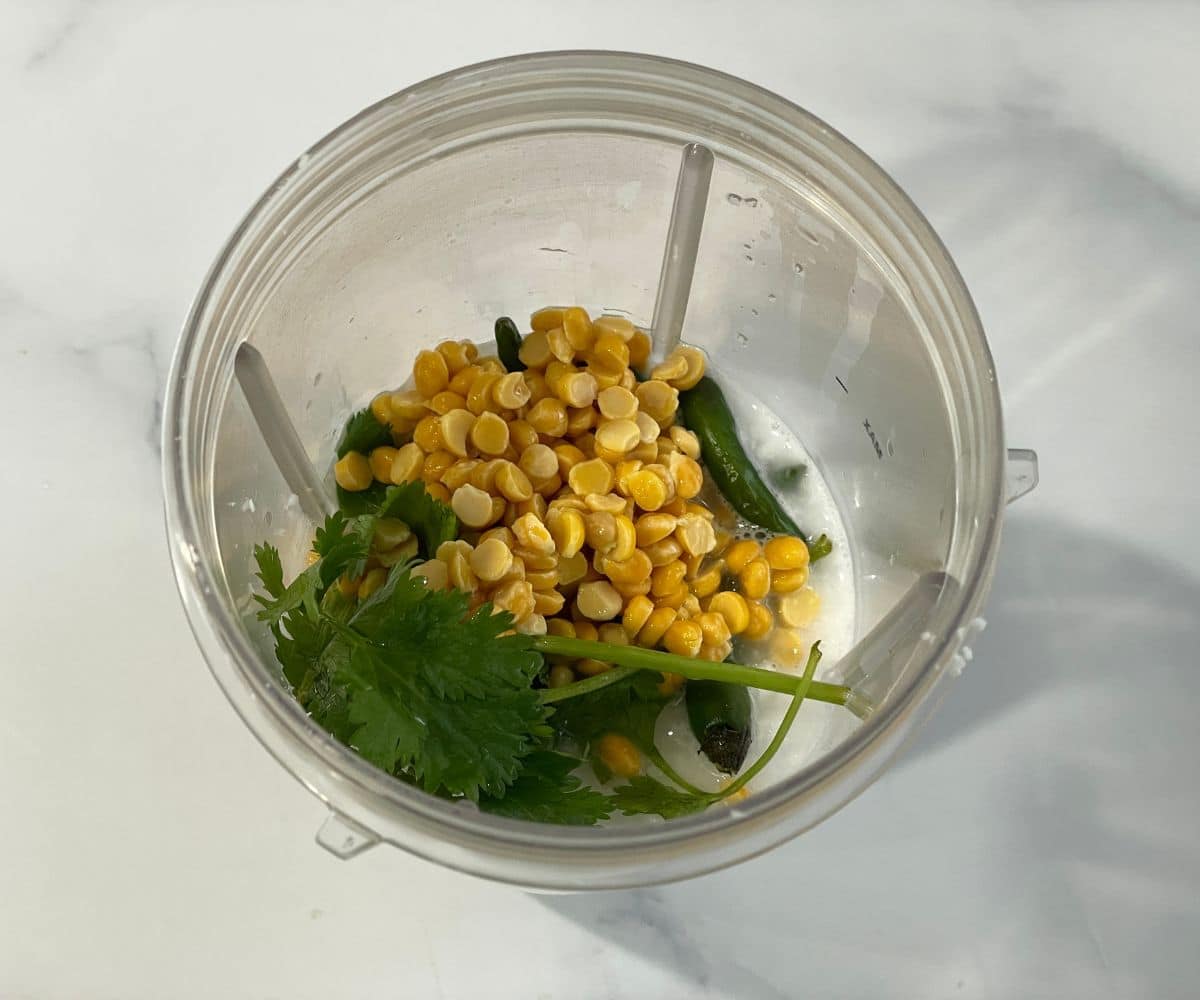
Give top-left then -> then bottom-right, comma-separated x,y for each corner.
531,635 -> 849,707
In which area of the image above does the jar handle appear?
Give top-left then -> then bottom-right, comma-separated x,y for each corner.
315,811 -> 379,860
1005,448 -> 1039,505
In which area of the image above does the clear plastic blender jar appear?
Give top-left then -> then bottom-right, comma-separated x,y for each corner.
163,52 -> 1037,890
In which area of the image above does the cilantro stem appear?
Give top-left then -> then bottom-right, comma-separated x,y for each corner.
537,664 -> 641,704
647,749 -> 708,797
712,641 -> 822,800
531,635 -> 848,707
536,658 -> 711,795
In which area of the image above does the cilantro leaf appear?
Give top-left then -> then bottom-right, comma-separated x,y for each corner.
337,407 -> 393,458
252,539 -> 353,690
253,514 -> 373,630
253,546 -> 322,627
348,572 -> 539,702
344,683 -> 423,771
297,624 -> 355,743
312,511 -> 375,582
253,525 -> 365,689
548,672 -> 669,779
323,566 -> 549,800
332,407 -> 394,513
336,482 -> 389,516
254,518 -> 541,800
271,597 -> 327,689
480,751 -> 613,825
611,775 -> 710,820
376,481 -> 458,558
333,481 -> 458,558
254,543 -> 286,598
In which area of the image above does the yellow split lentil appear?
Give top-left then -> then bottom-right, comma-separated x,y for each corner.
328,305 -> 827,693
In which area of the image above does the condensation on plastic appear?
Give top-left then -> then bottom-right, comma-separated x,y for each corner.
163,52 -> 1032,890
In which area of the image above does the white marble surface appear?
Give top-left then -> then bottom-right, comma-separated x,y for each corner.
2,1 -> 1198,997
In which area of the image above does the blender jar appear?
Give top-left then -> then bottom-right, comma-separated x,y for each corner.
163,52 -> 1035,890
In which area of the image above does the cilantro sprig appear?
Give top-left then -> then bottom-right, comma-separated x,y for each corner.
253,500 -> 845,824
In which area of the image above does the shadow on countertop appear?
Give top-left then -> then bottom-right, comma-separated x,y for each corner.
537,516 -> 1200,998
907,512 -> 1199,764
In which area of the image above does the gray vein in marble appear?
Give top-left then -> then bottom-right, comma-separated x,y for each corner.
927,91 -> 1200,223
25,0 -> 94,71
543,890 -> 793,1000
68,324 -> 165,457
420,922 -> 446,1000
891,109 -> 1200,409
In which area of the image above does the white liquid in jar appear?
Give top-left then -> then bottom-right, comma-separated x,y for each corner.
656,375 -> 858,794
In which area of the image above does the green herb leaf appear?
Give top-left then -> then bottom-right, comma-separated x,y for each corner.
611,775 -> 710,819
336,482 -> 389,517
253,543 -> 286,598
549,673 -> 667,765
297,605 -> 356,742
253,548 -> 322,627
322,567 -> 549,799
339,676 -> 423,772
376,481 -> 458,558
271,589 -> 334,689
254,541 -> 359,689
333,481 -> 458,558
337,407 -> 393,459
312,511 -> 376,583
480,751 -> 613,825
253,512 -> 511,800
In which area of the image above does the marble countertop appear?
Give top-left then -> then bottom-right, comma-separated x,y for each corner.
2,2 -> 1197,997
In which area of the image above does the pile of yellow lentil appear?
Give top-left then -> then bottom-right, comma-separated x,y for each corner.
332,306 -> 822,687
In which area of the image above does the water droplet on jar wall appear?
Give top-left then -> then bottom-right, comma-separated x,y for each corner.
727,193 -> 743,205
794,262 -> 805,275
736,332 -> 749,347
767,293 -> 777,302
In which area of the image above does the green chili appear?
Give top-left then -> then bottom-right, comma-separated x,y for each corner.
494,316 -> 526,372
685,680 -> 753,774
679,375 -> 829,557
